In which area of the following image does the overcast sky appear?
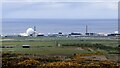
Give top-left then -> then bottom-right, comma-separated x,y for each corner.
1,0 -> 119,2
2,0 -> 119,19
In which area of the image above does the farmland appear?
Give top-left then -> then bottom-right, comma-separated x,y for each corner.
1,37 -> 119,55
1,37 -> 120,68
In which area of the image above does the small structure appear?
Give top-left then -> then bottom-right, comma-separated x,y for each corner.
57,44 -> 61,47
69,32 -> 82,37
22,45 -> 30,48
108,34 -> 120,36
85,33 -> 98,36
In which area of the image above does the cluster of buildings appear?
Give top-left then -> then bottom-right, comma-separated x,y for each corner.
1,26 -> 120,38
48,32 -> 120,37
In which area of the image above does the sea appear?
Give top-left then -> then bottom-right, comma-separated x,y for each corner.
2,19 -> 118,35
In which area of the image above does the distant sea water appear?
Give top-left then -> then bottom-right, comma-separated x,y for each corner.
2,19 -> 118,35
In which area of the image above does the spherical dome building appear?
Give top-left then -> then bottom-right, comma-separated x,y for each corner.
26,28 -> 35,36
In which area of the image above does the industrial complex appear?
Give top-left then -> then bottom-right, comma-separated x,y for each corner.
1,26 -> 120,38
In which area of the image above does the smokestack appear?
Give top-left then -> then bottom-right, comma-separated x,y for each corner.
86,25 -> 88,33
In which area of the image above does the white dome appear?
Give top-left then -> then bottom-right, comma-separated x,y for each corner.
26,28 -> 34,35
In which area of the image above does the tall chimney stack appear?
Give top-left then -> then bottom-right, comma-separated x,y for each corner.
86,25 -> 88,33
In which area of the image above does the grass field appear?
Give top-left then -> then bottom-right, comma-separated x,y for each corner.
1,37 -> 119,55
1,37 -> 120,68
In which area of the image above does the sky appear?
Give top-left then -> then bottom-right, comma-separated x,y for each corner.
2,0 -> 119,19
1,0 -> 120,2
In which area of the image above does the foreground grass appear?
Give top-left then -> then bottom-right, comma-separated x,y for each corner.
1,37 -> 119,55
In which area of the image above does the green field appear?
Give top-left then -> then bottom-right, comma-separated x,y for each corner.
1,37 -> 119,55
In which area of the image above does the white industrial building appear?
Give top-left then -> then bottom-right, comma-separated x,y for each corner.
19,26 -> 43,37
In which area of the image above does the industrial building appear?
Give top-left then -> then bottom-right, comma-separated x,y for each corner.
69,32 -> 82,37
19,26 -> 44,37
1,25 -> 119,38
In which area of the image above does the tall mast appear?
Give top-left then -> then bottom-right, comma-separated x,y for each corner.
86,25 -> 88,33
